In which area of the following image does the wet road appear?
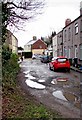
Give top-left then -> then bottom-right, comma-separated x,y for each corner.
19,59 -> 81,118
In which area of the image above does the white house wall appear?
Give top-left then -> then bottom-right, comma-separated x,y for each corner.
12,35 -> 18,54
24,45 -> 31,52
52,35 -> 57,57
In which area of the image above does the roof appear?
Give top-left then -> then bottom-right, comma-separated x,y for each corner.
63,15 -> 82,29
25,40 -> 37,46
25,39 -> 47,46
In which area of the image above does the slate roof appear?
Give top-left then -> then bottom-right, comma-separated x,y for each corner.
25,40 -> 37,45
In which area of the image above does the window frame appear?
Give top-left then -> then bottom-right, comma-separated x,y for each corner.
75,23 -> 78,34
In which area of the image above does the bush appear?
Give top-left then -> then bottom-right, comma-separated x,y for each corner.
2,53 -> 20,89
2,45 -> 12,65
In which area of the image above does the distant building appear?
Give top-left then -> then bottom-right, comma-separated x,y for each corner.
57,30 -> 63,56
63,15 -> 82,65
52,35 -> 57,57
5,29 -> 18,54
24,39 -> 47,57
52,1 -> 82,66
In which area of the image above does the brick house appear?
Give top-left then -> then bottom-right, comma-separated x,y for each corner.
57,30 -> 63,56
54,1 -> 82,66
24,39 -> 47,56
52,35 -> 57,57
62,15 -> 82,65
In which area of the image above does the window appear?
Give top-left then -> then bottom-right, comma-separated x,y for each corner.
64,30 -> 66,41
64,47 -> 67,57
75,23 -> 78,34
74,46 -> 78,58
58,58 -> 67,62
80,20 -> 82,32
68,48 -> 71,58
80,44 -> 82,60
68,27 -> 71,41
39,45 -> 42,48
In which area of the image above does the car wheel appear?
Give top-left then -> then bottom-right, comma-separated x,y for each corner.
67,68 -> 70,72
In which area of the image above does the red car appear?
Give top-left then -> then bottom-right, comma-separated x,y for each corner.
49,56 -> 70,72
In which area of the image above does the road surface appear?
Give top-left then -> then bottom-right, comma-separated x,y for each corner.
18,59 -> 81,118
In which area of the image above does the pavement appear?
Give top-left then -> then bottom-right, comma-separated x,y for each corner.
70,66 -> 82,73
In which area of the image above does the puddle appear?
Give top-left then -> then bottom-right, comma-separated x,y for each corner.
23,70 -> 30,74
53,90 -> 67,101
51,79 -> 57,84
51,78 -> 68,85
74,101 -> 80,109
25,79 -> 45,89
38,79 -> 45,83
20,65 -> 28,68
52,90 -> 80,108
44,72 -> 47,74
57,78 -> 68,82
25,74 -> 36,79
63,92 -> 78,102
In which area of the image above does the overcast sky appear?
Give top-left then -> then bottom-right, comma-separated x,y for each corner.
13,0 -> 81,47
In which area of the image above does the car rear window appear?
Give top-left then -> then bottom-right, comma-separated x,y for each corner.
58,58 -> 67,62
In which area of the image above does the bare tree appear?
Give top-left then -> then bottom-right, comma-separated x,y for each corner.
3,0 -> 45,30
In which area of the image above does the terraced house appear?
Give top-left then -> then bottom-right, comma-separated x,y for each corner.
56,1 -> 82,66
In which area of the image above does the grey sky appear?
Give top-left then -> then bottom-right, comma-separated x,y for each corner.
13,0 -> 81,47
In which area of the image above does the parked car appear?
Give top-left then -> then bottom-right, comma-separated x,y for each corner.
32,54 -> 38,59
32,54 -> 43,59
41,55 -> 50,63
49,56 -> 70,72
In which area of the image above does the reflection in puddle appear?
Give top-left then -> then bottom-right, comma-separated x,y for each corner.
51,78 -> 68,85
51,79 -> 57,84
38,79 -> 45,83
53,90 -> 67,101
20,65 -> 28,68
23,70 -> 30,74
57,78 -> 68,82
25,74 -> 36,79
25,79 -> 45,89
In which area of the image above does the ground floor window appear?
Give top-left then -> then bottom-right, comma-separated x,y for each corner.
74,46 -> 78,58
68,48 -> 71,58
80,44 -> 82,60
64,48 -> 67,57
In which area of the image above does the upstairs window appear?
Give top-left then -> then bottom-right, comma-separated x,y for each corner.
68,27 -> 71,41
80,20 -> 82,32
64,30 -> 66,41
74,46 -> 78,58
75,23 -> 78,34
39,45 -> 42,48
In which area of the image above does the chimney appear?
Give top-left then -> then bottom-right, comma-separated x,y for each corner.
65,19 -> 71,26
80,1 -> 82,15
33,36 -> 37,40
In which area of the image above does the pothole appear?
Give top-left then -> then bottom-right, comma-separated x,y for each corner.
51,79 -> 57,84
52,90 -> 67,101
25,79 -> 45,89
25,74 -> 36,79
23,70 -> 30,74
57,78 -> 68,82
51,77 -> 68,85
52,90 -> 80,109
38,79 -> 45,83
